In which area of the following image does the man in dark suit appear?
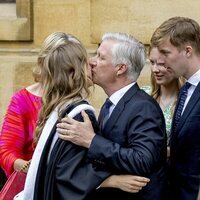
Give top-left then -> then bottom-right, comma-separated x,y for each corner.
151,16 -> 200,200
57,32 -> 167,199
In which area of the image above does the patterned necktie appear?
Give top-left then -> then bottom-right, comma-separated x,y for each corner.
174,82 -> 191,130
98,98 -> 112,130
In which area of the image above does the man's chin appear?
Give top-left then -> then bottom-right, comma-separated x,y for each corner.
90,76 -> 97,84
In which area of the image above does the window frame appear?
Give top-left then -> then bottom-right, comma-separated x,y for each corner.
0,0 -> 32,41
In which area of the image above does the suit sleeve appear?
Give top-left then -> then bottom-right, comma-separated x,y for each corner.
87,100 -> 167,175
54,110 -> 111,199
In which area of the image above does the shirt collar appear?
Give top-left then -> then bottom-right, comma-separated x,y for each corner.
109,82 -> 136,106
187,69 -> 200,86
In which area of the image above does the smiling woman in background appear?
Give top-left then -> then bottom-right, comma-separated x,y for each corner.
142,46 -> 184,157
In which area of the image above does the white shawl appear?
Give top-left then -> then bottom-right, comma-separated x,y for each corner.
14,104 -> 95,200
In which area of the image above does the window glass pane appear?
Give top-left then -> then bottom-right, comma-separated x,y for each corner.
0,0 -> 16,3
0,1 -> 16,17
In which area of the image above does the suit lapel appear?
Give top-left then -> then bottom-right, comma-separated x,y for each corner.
103,83 -> 140,134
176,82 -> 200,133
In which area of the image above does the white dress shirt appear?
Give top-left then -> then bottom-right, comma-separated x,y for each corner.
182,69 -> 200,114
107,82 -> 136,117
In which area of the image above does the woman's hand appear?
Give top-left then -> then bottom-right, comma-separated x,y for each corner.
14,159 -> 31,173
100,175 -> 150,193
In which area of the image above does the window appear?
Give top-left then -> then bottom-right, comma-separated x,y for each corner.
0,1 -> 16,17
0,0 -> 32,41
0,0 -> 16,2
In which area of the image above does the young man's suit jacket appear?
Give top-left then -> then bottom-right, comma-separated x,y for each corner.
170,82 -> 200,200
88,83 -> 168,200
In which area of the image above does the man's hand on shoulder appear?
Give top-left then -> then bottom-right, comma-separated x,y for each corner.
57,111 -> 95,148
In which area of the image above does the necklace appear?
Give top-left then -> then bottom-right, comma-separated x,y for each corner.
159,96 -> 176,111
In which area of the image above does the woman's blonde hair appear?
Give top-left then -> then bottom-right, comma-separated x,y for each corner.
34,32 -> 90,142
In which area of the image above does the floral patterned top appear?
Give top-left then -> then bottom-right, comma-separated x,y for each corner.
141,85 -> 173,145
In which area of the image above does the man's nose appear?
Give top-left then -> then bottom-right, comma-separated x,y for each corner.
89,57 -> 97,68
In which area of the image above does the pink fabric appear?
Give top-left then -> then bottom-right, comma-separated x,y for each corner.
0,89 -> 41,177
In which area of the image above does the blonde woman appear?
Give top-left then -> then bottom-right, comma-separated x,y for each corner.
14,32 -> 148,200
143,46 -> 184,157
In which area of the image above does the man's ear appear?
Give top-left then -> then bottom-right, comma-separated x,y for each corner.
185,45 -> 193,57
116,64 -> 128,76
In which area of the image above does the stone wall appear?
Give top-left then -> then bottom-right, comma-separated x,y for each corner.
0,0 -> 200,123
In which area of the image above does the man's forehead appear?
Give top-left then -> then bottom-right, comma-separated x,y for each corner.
98,40 -> 115,53
158,37 -> 170,47
159,35 -> 179,51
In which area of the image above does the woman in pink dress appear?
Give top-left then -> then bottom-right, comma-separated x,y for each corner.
0,82 -> 42,177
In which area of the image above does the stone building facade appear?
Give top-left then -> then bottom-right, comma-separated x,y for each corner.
0,0 -> 200,123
